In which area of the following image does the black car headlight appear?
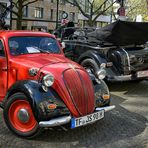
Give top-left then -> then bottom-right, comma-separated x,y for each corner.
96,69 -> 106,80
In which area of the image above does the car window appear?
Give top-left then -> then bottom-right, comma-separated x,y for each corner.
8,36 -> 61,55
0,40 -> 5,57
39,38 -> 60,53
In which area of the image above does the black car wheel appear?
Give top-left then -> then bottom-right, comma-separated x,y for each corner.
81,58 -> 100,76
3,92 -> 42,138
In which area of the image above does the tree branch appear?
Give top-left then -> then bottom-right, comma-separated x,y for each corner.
23,0 -> 38,7
92,0 -> 109,15
0,2 -> 18,16
92,0 -> 116,22
66,0 -> 90,18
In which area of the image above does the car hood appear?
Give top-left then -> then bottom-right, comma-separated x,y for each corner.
10,54 -> 95,117
11,54 -> 73,68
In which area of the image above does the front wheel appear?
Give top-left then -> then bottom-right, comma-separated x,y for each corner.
81,58 -> 100,76
3,93 -> 41,138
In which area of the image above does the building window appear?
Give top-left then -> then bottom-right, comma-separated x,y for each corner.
85,1 -> 90,13
60,0 -> 66,5
50,9 -> 53,20
59,10 -> 65,20
69,12 -> 75,21
23,6 -> 28,17
34,7 -> 43,18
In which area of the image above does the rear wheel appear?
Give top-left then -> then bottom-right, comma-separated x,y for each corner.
3,93 -> 41,138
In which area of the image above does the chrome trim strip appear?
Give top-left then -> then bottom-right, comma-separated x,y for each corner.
95,105 -> 115,112
107,75 -> 132,81
122,48 -> 131,71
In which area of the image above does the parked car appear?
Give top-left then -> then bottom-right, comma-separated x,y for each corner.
0,31 -> 115,138
62,21 -> 148,82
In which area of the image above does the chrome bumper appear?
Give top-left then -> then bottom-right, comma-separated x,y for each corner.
95,105 -> 115,112
39,105 -> 115,128
108,75 -> 132,81
39,116 -> 71,128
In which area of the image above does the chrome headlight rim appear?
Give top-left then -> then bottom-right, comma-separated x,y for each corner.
96,69 -> 106,80
42,73 -> 54,87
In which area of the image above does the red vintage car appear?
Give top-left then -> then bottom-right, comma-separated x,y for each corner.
0,31 -> 115,138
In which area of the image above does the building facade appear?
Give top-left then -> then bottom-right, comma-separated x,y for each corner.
77,0 -> 112,27
11,0 -> 78,32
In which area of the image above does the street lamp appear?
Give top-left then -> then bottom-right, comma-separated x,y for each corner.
56,0 -> 59,29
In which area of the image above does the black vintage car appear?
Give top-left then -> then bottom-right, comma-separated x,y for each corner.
62,20 -> 148,82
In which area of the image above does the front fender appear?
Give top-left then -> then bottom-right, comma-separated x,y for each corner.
94,79 -> 110,107
77,50 -> 107,65
4,80 -> 70,122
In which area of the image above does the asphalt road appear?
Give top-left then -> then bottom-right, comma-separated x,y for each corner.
0,81 -> 148,148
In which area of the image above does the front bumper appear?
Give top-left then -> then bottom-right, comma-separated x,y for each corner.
39,105 -> 115,128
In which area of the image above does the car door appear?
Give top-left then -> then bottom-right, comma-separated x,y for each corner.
0,39 -> 8,101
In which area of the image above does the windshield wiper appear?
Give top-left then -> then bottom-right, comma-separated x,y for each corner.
33,46 -> 50,53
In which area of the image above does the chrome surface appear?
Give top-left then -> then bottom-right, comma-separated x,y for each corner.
39,106 -> 115,128
39,116 -> 71,128
17,108 -> 30,123
122,48 -> 131,71
108,75 -> 132,81
96,105 -> 115,112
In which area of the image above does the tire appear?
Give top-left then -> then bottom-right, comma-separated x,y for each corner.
3,92 -> 42,138
81,58 -> 100,76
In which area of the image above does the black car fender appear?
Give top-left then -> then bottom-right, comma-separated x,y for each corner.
77,50 -> 107,66
77,50 -> 117,80
3,80 -> 70,122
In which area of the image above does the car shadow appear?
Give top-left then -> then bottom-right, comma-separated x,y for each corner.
108,80 -> 148,97
0,94 -> 147,148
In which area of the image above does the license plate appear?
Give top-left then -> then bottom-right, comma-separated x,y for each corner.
137,70 -> 148,78
71,110 -> 104,129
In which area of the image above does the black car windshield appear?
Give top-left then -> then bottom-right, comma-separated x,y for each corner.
8,36 -> 61,55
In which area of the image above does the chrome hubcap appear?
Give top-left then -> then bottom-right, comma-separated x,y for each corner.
17,108 -> 30,123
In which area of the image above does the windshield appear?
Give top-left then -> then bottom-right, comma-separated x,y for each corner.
8,36 -> 61,55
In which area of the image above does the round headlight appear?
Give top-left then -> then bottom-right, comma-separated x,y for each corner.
96,69 -> 106,80
43,73 -> 54,87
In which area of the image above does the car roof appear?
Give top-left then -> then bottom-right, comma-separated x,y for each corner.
0,30 -> 54,38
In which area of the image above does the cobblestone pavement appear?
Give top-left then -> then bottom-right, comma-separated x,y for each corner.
0,81 -> 148,148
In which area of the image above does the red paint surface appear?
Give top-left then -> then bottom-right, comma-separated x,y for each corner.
0,31 -> 95,117
8,100 -> 37,132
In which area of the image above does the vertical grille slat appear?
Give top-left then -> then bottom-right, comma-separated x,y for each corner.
63,69 -> 95,116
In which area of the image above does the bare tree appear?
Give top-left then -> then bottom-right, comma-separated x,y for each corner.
0,0 -> 39,30
66,0 -> 116,26
125,0 -> 148,21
